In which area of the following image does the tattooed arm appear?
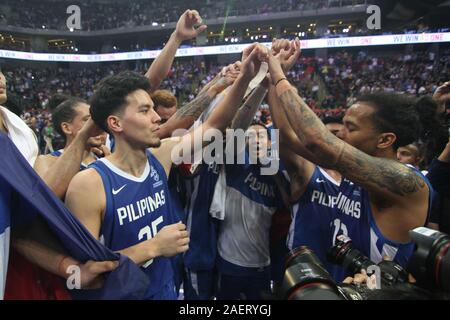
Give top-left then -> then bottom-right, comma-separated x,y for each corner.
157,89 -> 217,139
157,65 -> 238,139
197,74 -> 220,96
267,54 -> 428,208
267,83 -> 315,202
200,61 -> 241,96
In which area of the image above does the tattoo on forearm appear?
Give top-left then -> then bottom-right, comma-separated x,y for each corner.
278,88 -> 426,197
336,151 -> 426,196
199,76 -> 219,95
279,89 -> 332,149
175,92 -> 214,120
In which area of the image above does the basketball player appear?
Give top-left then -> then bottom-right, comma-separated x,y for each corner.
215,120 -> 285,300
34,98 -> 109,199
266,39 -> 435,281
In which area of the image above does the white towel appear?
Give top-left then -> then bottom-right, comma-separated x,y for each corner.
0,106 -> 38,166
244,62 -> 268,97
209,165 -> 227,220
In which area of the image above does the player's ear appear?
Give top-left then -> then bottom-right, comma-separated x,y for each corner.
107,115 -> 123,134
61,122 -> 72,136
376,132 -> 396,150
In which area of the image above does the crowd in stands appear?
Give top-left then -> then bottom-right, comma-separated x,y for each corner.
2,46 -> 448,153
0,0 -> 365,31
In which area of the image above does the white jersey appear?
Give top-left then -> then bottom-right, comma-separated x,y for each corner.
214,156 -> 282,270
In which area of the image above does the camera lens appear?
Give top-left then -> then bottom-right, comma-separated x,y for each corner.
282,246 -> 342,300
408,227 -> 450,292
328,235 -> 374,275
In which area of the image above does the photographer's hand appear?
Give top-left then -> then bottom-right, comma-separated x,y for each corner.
343,269 -> 370,287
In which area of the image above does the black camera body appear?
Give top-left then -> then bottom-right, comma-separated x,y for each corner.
281,246 -> 371,300
328,234 -> 409,287
281,227 -> 450,300
407,227 -> 450,292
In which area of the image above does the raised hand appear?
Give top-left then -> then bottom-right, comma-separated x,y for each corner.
214,62 -> 241,93
174,9 -> 207,42
77,118 -> 109,156
271,37 -> 301,73
240,43 -> 270,81
78,118 -> 104,140
88,133 -> 110,158
433,81 -> 450,114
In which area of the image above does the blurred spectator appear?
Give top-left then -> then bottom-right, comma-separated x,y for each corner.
0,0 -> 362,31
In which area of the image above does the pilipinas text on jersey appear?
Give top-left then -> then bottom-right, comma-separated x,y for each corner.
89,150 -> 175,299
287,166 -> 435,282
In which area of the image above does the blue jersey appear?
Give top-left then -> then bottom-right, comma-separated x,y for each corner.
90,151 -> 175,299
183,162 -> 220,271
0,177 -> 12,300
51,149 -> 89,171
287,166 -> 434,282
